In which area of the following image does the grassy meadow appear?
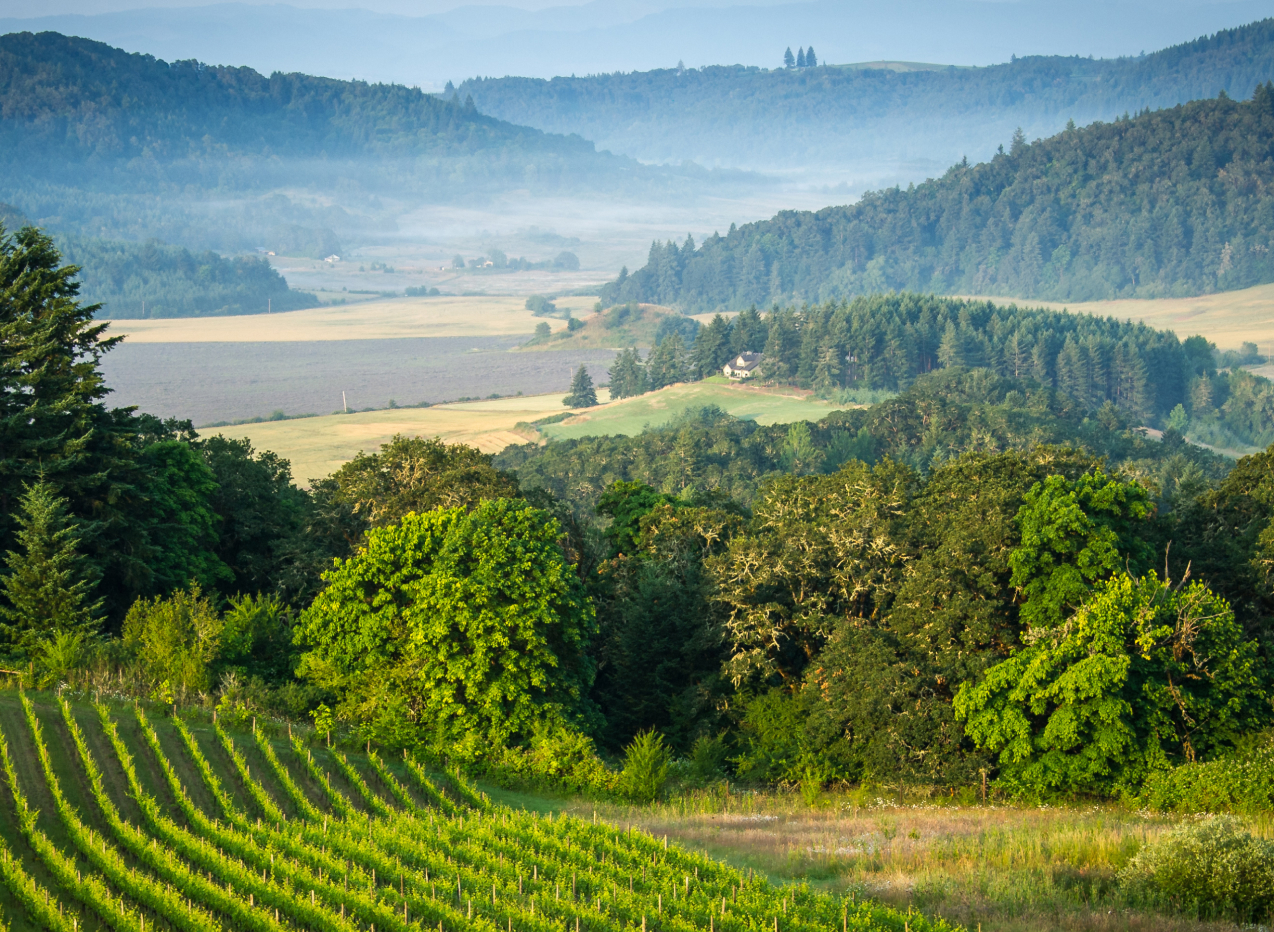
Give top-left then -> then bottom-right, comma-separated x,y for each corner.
222,380 -> 843,484
539,378 -> 842,441
511,788 -> 1271,932
224,394 -> 573,483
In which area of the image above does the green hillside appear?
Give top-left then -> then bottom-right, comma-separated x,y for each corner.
0,689 -> 944,932
601,87 -> 1274,309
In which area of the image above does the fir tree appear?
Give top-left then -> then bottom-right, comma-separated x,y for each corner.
0,480 -> 101,657
563,365 -> 598,408
805,46 -> 818,67
937,321 -> 966,368
796,48 -> 807,68
783,47 -> 796,69
608,348 -> 648,400
647,334 -> 689,390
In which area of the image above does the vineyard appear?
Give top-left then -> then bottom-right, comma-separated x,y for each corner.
0,692 -> 953,932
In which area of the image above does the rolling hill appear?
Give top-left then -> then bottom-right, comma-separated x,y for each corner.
601,87 -> 1274,310
0,32 -> 751,256
459,18 -> 1274,179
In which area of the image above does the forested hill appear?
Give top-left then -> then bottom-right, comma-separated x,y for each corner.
0,31 -> 589,165
458,18 -> 1274,176
0,30 -> 731,202
601,87 -> 1274,309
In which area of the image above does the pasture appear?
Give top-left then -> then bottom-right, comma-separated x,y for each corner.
539,379 -> 842,442
105,294 -> 599,343
228,380 -> 844,484
223,394 -> 574,484
0,690 -> 937,932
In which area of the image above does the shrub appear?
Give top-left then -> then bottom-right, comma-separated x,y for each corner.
1118,816 -> 1274,923
122,585 -> 222,701
1140,735 -> 1274,813
619,729 -> 671,802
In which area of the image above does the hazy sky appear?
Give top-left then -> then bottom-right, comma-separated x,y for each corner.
3,0 -> 1271,88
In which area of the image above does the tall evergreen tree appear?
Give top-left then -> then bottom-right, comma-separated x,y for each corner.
608,348 -> 648,400
564,365 -> 598,408
805,46 -> 818,67
647,334 -> 689,390
937,321 -> 966,368
796,48 -> 806,68
693,314 -> 732,378
783,47 -> 796,69
0,480 -> 101,657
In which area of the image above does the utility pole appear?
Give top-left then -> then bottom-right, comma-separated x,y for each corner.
343,391 -> 348,413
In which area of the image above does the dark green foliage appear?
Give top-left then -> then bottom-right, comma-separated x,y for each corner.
588,293 -> 1274,446
497,366 -> 1228,521
607,348 -> 648,400
136,439 -> 232,593
1140,736 -> 1274,814
591,489 -> 741,750
564,365 -> 598,408
198,436 -> 310,597
60,236 -> 316,319
0,481 -> 101,658
601,90 -> 1274,308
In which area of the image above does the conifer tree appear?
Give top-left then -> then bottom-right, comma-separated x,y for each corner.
608,348 -> 648,400
796,48 -> 806,68
0,480 -> 101,657
563,364 -> 598,408
937,321 -> 966,368
783,47 -> 795,69
805,46 -> 818,67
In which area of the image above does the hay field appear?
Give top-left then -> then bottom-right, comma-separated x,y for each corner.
105,294 -> 599,343
219,394 -> 574,484
540,378 -> 840,441
226,380 -> 837,483
963,282 -> 1274,350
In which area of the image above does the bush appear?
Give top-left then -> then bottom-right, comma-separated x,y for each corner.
1118,817 -> 1274,923
1140,736 -> 1274,813
122,585 -> 222,701
619,729 -> 671,802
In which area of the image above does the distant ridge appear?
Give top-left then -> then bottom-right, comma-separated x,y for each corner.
601,87 -> 1274,309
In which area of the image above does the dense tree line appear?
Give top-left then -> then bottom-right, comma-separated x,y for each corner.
460,18 -> 1274,172
602,294 -> 1274,449
58,235 -> 318,318
601,88 -> 1274,307
6,230 -> 1273,802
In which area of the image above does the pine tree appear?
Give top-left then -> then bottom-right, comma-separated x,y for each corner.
0,481 -> 101,657
805,46 -> 818,67
608,348 -> 647,400
563,365 -> 598,408
784,47 -> 796,69
647,334 -> 688,390
797,48 -> 806,68
1010,126 -> 1027,155
937,321 -> 965,368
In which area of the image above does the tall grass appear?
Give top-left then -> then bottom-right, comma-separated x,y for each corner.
563,787 -> 1273,932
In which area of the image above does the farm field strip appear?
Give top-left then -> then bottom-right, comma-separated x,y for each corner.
0,694 -> 951,932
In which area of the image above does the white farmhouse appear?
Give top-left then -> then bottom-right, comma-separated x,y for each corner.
723,352 -> 763,379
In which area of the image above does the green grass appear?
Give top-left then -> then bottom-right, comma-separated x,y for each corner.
0,691 -> 944,932
534,787 -> 1272,932
541,380 -> 842,441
